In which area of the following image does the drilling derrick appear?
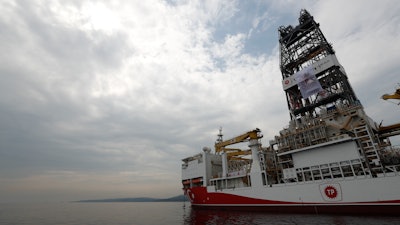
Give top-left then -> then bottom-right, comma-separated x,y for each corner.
279,9 -> 358,119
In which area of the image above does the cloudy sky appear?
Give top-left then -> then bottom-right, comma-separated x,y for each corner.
1,0 -> 399,202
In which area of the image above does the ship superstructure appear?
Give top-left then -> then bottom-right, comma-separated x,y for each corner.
181,9 -> 400,214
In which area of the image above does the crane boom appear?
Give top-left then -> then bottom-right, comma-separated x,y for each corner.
382,88 -> 400,100
215,128 -> 263,154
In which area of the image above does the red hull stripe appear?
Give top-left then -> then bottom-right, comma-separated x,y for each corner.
191,204 -> 400,215
186,187 -> 400,206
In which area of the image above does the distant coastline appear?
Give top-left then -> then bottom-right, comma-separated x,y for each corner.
76,195 -> 188,203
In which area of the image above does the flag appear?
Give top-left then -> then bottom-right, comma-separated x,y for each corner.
295,66 -> 323,98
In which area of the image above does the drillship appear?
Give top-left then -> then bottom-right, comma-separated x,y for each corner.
181,9 -> 400,214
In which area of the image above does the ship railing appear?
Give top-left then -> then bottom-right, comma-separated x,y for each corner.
320,102 -> 363,118
227,170 -> 247,177
279,158 -> 371,185
210,171 -> 248,181
383,165 -> 400,175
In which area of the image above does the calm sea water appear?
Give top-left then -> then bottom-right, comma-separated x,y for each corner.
0,202 -> 399,225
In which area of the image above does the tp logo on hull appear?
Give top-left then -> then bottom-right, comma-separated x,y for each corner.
319,183 -> 342,201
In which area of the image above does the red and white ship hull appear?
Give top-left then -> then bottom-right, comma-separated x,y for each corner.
185,175 -> 400,214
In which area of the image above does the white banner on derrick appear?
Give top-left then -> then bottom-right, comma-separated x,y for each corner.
295,66 -> 323,98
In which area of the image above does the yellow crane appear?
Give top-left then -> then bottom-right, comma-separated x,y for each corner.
379,86 -> 400,136
382,87 -> 400,101
214,128 -> 263,159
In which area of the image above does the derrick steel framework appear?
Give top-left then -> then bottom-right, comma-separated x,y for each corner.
278,9 -> 359,120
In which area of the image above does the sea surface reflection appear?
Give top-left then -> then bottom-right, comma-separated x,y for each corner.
0,202 -> 399,225
183,205 -> 400,225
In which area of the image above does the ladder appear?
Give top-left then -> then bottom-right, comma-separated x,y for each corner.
354,125 -> 383,175
259,152 -> 266,171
